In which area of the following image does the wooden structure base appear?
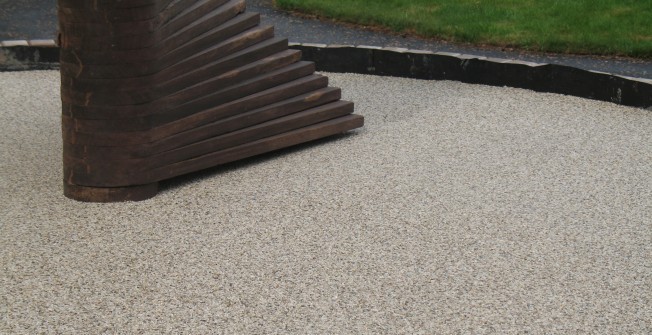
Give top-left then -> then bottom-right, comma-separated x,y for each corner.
59,0 -> 363,202
64,183 -> 159,203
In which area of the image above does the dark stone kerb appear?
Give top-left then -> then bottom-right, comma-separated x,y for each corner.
0,39 -> 59,71
290,43 -> 652,109
2,40 -> 651,109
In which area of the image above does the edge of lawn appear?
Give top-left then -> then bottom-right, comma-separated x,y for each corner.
275,0 -> 652,59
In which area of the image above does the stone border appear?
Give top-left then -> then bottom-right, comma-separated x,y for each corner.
1,40 -> 651,109
0,39 -> 59,70
290,43 -> 652,109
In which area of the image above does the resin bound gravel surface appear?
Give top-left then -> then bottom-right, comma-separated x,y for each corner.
1,71 -> 651,334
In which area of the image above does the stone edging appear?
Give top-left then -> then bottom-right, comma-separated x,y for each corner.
0,39 -> 59,70
290,43 -> 652,109
1,40 -> 651,109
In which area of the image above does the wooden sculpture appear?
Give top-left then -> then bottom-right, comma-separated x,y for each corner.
59,0 -> 363,202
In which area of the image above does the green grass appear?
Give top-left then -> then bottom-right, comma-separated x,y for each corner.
275,0 -> 652,58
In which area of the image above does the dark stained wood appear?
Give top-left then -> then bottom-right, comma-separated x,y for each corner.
60,0 -> 364,202
64,79 -> 336,145
151,115 -> 364,183
64,86 -> 343,160
60,36 -> 289,103
59,4 -> 256,63
62,49 -> 304,107
63,72 -> 328,136
59,0 -> 170,9
60,25 -> 275,78
62,62 -> 320,144
63,182 -> 159,203
59,0 -> 237,39
58,0 -> 203,24
64,101 -> 354,185
65,115 -> 363,187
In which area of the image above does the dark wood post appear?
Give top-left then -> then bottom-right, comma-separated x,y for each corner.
59,0 -> 363,202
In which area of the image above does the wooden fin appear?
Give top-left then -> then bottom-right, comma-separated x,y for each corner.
60,0 -> 364,201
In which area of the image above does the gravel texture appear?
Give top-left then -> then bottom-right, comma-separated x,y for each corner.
1,70 -> 651,334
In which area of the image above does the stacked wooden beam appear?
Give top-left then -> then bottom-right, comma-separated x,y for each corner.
59,0 -> 363,202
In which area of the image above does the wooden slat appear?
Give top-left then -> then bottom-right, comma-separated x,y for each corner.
63,182 -> 159,203
63,61 -> 317,130
59,0 -> 235,50
66,101 -> 353,179
63,49 -> 300,109
60,33 -> 285,96
150,115 -> 364,183
64,49 -> 302,108
59,0 -> 172,10
59,3 -> 254,64
58,0 -> 224,37
60,24 -> 274,78
65,114 -> 363,187
58,0 -> 200,24
59,0 -> 364,201
64,86 -> 342,160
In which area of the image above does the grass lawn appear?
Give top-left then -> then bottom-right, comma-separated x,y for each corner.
275,0 -> 652,58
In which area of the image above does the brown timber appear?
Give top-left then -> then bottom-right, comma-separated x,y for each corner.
59,0 -> 363,202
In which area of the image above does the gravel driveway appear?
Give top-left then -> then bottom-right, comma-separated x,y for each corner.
1,70 -> 650,334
